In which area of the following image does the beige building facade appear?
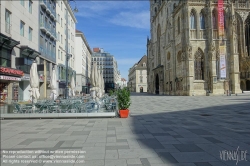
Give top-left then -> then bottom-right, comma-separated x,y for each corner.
56,0 -> 77,96
147,0 -> 250,96
128,55 -> 147,93
75,30 -> 92,94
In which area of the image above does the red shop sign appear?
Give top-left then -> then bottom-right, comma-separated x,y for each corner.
0,67 -> 24,77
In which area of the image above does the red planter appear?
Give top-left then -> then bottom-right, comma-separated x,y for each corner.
119,109 -> 129,118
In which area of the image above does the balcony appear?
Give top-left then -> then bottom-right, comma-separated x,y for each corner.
45,23 -> 52,36
213,29 -> 218,39
200,30 -> 206,39
40,22 -> 46,32
50,31 -> 56,40
190,29 -> 197,39
40,0 -> 46,9
46,5 -> 51,15
39,47 -> 56,63
50,8 -> 56,20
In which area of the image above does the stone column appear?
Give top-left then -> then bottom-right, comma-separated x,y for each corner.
229,8 -> 242,94
188,46 -> 194,96
7,82 -> 13,104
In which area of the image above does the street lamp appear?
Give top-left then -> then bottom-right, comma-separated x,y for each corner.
65,0 -> 78,99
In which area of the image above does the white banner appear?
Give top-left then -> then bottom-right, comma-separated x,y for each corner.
220,55 -> 226,78
0,75 -> 21,81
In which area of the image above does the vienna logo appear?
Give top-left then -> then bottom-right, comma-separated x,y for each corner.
220,146 -> 247,165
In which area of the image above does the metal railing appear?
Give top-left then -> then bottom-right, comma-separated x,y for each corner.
200,30 -> 206,39
213,29 -> 218,39
190,29 -> 197,39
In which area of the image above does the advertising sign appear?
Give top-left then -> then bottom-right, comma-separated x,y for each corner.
218,0 -> 226,79
0,75 -> 21,81
220,55 -> 226,78
0,67 -> 24,77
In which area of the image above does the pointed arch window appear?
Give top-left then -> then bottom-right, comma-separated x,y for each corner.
178,17 -> 180,34
212,11 -> 217,29
200,12 -> 205,29
224,12 -> 226,30
245,16 -> 250,57
190,11 -> 195,29
194,49 -> 204,80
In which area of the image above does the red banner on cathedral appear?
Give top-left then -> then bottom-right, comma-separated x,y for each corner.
218,0 -> 224,40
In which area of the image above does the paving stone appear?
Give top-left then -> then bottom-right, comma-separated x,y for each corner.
71,131 -> 90,135
157,152 -> 178,164
105,150 -> 118,159
116,139 -> 127,142
188,129 -> 213,135
105,145 -> 130,150
140,158 -> 151,166
203,137 -> 223,143
194,162 -> 212,166
171,152 -> 218,163
126,158 -> 142,165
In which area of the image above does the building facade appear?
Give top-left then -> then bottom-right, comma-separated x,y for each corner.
0,0 -> 57,103
147,0 -> 250,96
75,30 -> 92,94
39,0 -> 57,99
92,48 -> 119,92
128,55 -> 147,92
56,0 -> 77,97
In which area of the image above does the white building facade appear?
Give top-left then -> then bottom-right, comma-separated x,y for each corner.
0,0 -> 57,103
92,48 -> 120,92
56,0 -> 77,97
128,55 -> 147,92
75,30 -> 92,94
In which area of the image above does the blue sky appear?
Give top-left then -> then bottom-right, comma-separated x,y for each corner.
72,0 -> 150,80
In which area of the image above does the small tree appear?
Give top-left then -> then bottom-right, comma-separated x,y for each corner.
117,88 -> 131,110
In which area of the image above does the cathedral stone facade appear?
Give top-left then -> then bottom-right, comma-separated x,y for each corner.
147,0 -> 250,96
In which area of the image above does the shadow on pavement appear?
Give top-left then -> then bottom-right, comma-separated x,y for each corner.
129,93 -> 250,166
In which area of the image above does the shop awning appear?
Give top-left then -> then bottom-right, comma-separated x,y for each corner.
0,33 -> 20,50
20,45 -> 40,59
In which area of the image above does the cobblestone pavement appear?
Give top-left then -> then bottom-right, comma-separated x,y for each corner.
1,93 -> 250,166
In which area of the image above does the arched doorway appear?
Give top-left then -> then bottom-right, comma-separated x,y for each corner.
245,15 -> 250,57
246,80 -> 250,91
155,74 -> 159,94
240,81 -> 245,91
140,87 -> 143,93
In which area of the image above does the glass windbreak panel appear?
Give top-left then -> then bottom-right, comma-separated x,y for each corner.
19,65 -> 31,74
19,53 -> 33,73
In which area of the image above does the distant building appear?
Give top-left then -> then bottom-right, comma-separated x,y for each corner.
92,48 -> 119,92
121,78 -> 127,88
128,55 -> 147,92
117,77 -> 127,89
75,30 -> 92,94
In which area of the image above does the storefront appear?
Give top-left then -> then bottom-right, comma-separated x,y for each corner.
0,33 -> 21,104
0,67 -> 23,104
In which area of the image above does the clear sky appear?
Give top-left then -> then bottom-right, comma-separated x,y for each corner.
72,0 -> 150,80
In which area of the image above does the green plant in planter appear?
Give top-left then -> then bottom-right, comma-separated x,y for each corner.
117,88 -> 131,110
108,89 -> 114,96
